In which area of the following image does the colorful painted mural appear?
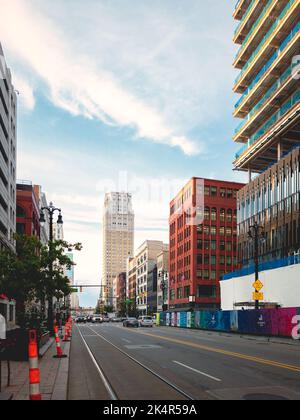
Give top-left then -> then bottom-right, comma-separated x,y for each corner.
159,307 -> 300,339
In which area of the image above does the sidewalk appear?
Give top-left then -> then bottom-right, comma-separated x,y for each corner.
0,337 -> 70,400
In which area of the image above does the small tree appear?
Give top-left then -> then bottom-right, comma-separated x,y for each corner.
0,235 -> 82,329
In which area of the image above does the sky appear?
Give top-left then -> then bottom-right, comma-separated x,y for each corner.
0,0 -> 247,307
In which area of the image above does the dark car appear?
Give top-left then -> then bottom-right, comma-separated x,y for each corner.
76,316 -> 86,324
123,318 -> 139,328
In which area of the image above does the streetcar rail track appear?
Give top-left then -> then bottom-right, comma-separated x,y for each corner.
77,324 -> 194,401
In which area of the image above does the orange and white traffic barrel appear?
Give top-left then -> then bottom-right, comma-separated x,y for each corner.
28,330 -> 42,401
53,325 -> 67,359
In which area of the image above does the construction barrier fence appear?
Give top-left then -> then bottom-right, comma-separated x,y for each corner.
158,307 -> 300,338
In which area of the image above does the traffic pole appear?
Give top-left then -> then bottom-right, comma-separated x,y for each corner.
53,325 -> 67,359
28,330 -> 42,401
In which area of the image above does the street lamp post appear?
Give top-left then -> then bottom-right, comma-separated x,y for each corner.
248,221 -> 265,310
40,202 -> 63,335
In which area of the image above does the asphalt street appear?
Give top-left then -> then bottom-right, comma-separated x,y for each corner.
68,323 -> 300,401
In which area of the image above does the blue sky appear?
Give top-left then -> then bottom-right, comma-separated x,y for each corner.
0,0 -> 246,307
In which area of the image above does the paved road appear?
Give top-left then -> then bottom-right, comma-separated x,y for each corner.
68,323 -> 300,400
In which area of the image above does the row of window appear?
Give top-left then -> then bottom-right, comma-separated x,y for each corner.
170,285 -> 217,300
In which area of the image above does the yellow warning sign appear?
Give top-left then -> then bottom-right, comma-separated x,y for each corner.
253,292 -> 264,301
253,280 -> 263,292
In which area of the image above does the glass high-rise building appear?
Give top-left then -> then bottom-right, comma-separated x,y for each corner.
233,0 -> 300,265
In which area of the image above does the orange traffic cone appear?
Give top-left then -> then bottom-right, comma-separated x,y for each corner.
53,325 -> 67,359
29,330 -> 42,401
63,323 -> 70,342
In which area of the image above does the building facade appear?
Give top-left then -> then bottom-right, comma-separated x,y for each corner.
16,181 -> 41,239
147,262 -> 158,315
127,256 -> 137,304
34,185 -> 50,245
102,192 -> 134,306
0,43 -> 17,252
157,247 -> 169,313
135,240 -> 167,315
169,178 -> 245,311
233,0 -> 300,265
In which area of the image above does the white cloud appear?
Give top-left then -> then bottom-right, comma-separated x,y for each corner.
12,74 -> 35,110
0,0 -> 201,155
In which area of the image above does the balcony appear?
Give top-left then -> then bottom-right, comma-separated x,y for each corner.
233,64 -> 298,141
234,89 -> 300,171
234,0 -> 300,93
234,0 -> 287,70
234,20 -> 300,116
234,0 -> 267,45
233,0 -> 254,20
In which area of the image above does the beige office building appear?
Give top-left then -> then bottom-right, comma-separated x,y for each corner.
102,192 -> 134,306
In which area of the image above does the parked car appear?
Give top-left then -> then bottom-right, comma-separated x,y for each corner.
138,316 -> 154,328
111,317 -> 123,323
92,315 -> 103,323
76,316 -> 86,324
123,318 -> 139,328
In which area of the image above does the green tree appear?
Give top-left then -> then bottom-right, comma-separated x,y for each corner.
0,235 -> 82,329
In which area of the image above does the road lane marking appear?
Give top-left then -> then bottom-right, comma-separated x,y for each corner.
124,329 -> 300,374
76,326 -> 118,400
86,326 -> 194,400
122,338 -> 131,344
173,361 -> 221,382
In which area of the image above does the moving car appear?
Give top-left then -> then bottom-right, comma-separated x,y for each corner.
92,315 -> 103,323
102,316 -> 111,323
76,316 -> 86,324
123,318 -> 139,328
138,316 -> 154,328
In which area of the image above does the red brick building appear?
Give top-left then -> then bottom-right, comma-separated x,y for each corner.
169,178 -> 245,310
16,181 -> 40,238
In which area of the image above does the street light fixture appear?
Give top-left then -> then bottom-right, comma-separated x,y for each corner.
248,221 -> 265,310
39,202 -> 64,335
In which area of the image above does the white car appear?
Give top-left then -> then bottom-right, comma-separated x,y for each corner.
138,316 -> 154,328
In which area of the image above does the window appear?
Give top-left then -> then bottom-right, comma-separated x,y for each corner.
211,187 -> 217,197
16,205 -> 26,218
204,207 -> 210,220
227,189 -> 233,199
211,208 -> 217,221
197,286 -> 216,298
211,255 -> 216,266
177,288 -> 183,299
220,241 -> 225,251
227,209 -> 233,223
211,240 -> 217,250
226,242 -> 232,252
204,186 -> 210,196
211,226 -> 217,236
210,270 -> 217,280
197,270 -> 202,278
220,188 -> 226,198
197,254 -> 202,265
184,286 -> 190,298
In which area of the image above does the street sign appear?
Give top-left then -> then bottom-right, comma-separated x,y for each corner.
253,280 -> 263,292
253,292 -> 264,301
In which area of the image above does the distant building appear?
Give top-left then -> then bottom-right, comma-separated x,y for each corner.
34,185 -> 50,245
127,256 -> 137,306
16,181 -> 40,239
102,192 -> 134,306
0,43 -> 17,252
157,247 -> 169,313
147,262 -> 158,315
135,240 -> 168,315
169,178 -> 244,311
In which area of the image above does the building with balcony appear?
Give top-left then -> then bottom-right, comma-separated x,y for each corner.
233,0 -> 300,265
169,178 -> 245,311
0,43 -> 17,252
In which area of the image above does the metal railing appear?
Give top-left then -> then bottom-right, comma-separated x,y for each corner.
235,0 -> 296,84
235,20 -> 300,109
235,89 -> 300,160
234,64 -> 294,136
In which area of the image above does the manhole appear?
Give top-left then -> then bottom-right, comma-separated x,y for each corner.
243,393 -> 289,401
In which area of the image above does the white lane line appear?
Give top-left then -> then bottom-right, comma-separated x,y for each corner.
173,361 -> 222,382
122,338 -> 131,344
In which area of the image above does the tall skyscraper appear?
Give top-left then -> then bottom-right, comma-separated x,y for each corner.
102,192 -> 134,306
0,43 -> 17,252
233,0 -> 300,265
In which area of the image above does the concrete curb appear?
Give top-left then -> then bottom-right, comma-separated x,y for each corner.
51,341 -> 71,400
